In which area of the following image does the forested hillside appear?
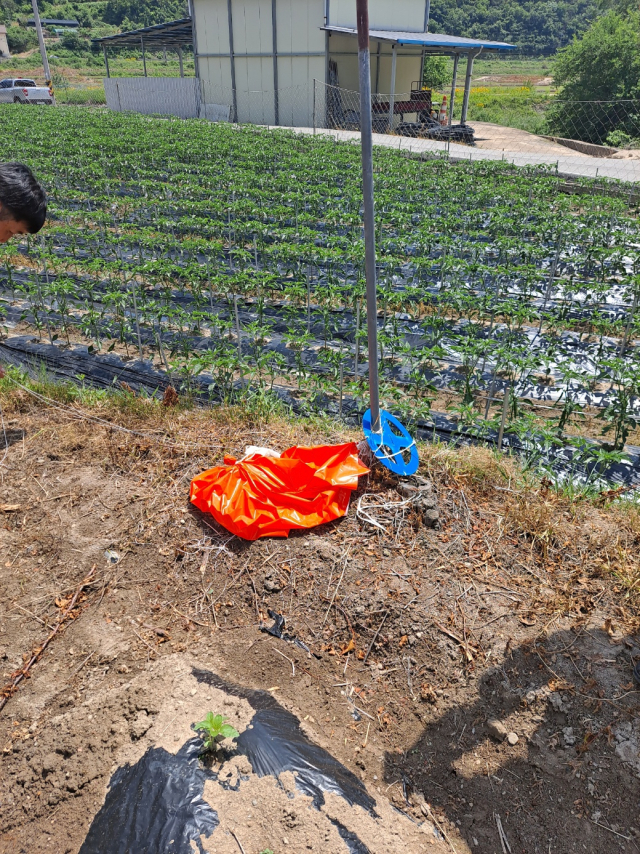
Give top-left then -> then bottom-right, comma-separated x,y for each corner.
429,0 -> 600,55
0,0 -> 186,34
1,0 -> 601,55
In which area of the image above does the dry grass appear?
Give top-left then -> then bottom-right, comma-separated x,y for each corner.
2,368 -> 640,608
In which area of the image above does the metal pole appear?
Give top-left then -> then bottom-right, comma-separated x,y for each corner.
312,78 -> 317,133
374,40 -> 380,94
497,385 -> 510,451
103,44 -> 110,78
423,0 -> 431,31
356,0 -> 381,434
271,0 -> 279,125
388,43 -> 397,133
227,0 -> 238,122
178,45 -> 184,77
30,0 -> 51,83
187,0 -> 201,114
460,50 -> 477,126
448,53 -> 458,127
141,38 -> 147,77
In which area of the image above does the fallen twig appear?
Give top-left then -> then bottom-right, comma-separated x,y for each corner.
495,813 -> 512,854
0,567 -> 96,713
420,802 -> 458,853
435,621 -> 476,663
322,549 -> 349,629
363,610 -> 389,664
229,828 -> 247,854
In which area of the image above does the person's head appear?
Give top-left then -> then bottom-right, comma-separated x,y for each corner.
0,163 -> 47,243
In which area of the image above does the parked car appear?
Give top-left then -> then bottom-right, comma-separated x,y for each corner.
0,78 -> 54,105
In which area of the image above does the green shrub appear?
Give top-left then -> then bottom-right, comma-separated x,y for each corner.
60,31 -> 91,53
422,56 -> 450,91
6,25 -> 38,54
55,86 -> 106,105
546,11 -> 640,143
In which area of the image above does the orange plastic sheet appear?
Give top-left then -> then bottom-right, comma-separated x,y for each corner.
189,443 -> 369,541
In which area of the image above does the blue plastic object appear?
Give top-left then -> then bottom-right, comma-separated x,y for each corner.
362,408 -> 419,476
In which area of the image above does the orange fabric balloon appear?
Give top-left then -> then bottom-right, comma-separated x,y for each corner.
190,443 -> 369,541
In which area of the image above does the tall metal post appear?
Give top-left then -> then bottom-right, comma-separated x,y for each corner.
312,78 -> 317,134
187,0 -> 201,115
103,44 -> 110,78
448,53 -> 459,126
423,0 -> 431,31
356,0 -> 381,434
141,38 -> 147,77
271,0 -> 279,125
227,0 -> 238,122
388,44 -> 397,133
460,50 -> 478,126
30,0 -> 51,83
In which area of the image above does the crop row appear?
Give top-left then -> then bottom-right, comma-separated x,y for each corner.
0,106 -> 638,455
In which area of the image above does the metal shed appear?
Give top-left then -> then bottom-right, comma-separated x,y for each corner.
94,0 -> 516,129
93,19 -> 200,119
191,0 -> 515,128
94,18 -> 194,78
324,27 -> 516,128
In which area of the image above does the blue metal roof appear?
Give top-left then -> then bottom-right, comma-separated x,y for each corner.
323,26 -> 516,52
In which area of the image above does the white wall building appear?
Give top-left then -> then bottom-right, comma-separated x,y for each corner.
95,2 -> 515,126
191,0 -> 515,128
0,25 -> 10,58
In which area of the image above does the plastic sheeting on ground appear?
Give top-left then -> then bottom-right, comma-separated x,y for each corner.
80,669 -> 376,854
189,443 -> 369,540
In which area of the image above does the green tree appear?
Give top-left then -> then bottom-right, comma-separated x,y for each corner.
429,0 -> 598,56
6,24 -> 38,54
60,30 -> 90,53
422,56 -> 450,90
103,0 -> 187,28
545,10 -> 640,143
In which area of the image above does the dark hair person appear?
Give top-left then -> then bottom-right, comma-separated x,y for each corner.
0,162 -> 47,243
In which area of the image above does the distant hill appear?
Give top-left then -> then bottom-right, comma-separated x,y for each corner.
0,0 -> 600,57
429,0 -> 600,55
0,0 -> 187,33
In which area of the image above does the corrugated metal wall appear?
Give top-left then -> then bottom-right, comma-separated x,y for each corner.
327,34 -> 421,95
192,0 -> 426,127
194,0 -> 325,126
329,0 -> 424,32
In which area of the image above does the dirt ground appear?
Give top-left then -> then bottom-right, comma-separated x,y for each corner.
470,122 -> 588,156
1,389 -> 640,854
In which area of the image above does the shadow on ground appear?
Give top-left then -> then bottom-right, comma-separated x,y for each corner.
384,627 -> 640,853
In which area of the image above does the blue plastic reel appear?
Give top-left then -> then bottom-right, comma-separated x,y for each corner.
362,408 -> 419,476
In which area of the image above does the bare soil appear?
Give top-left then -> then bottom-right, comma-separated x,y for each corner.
470,122 -> 588,156
1,390 -> 640,854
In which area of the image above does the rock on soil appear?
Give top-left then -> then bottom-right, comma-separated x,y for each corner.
487,719 -> 508,742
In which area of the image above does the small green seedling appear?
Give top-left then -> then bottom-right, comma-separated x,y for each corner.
193,712 -> 239,753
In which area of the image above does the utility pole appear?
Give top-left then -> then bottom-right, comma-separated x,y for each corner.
30,0 -> 51,85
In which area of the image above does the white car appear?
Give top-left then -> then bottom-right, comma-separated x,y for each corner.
0,78 -> 54,104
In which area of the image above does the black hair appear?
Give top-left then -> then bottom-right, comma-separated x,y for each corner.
0,162 -> 47,233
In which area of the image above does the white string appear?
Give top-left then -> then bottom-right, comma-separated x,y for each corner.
370,438 -> 417,463
356,491 -> 418,532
